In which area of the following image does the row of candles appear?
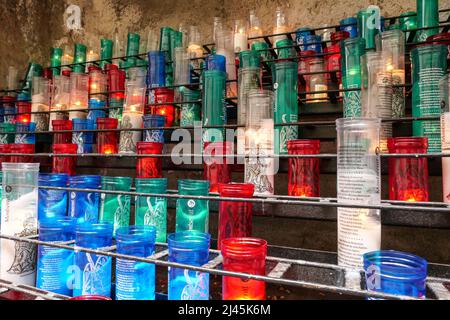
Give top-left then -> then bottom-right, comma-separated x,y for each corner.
0,164 -> 428,300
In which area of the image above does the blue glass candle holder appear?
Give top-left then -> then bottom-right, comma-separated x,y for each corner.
15,122 -> 36,144
143,115 -> 165,143
364,250 -> 428,299
115,226 -> 157,300
73,222 -> 113,298
168,231 -> 211,301
3,104 -> 16,124
87,99 -> 107,129
38,173 -> 69,220
68,175 -> 101,224
205,54 -> 226,73
304,35 -> 322,53
72,118 -> 94,153
147,51 -> 166,89
340,17 -> 358,38
295,28 -> 313,51
36,217 -> 76,296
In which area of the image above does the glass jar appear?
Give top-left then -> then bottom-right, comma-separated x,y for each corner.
0,163 -> 40,286
0,144 -> 11,164
0,123 -> 16,144
72,118 -> 94,154
364,250 -> 427,299
38,173 -> 69,220
15,122 -> 36,145
305,57 -> 328,103
176,179 -> 210,233
73,223 -> 113,298
97,118 -> 118,154
31,76 -> 51,131
53,144 -> 78,175
340,17 -> 358,38
143,115 -> 165,143
10,143 -> 35,163
202,70 -> 227,143
324,31 -> 350,85
388,137 -> 429,202
68,175 -> 101,224
147,51 -> 166,90
136,142 -> 164,179
168,231 -> 211,300
135,178 -> 168,242
181,89 -> 201,127
16,100 -> 32,124
153,88 -> 175,127
416,0 -> 439,42
52,120 -> 73,144
203,142 -> 232,193
357,8 -> 381,50
115,226 -> 157,300
221,238 -> 267,300
36,217 -> 76,296
99,176 -> 133,236
218,184 -> 254,249
287,140 -> 321,197
107,67 -> 126,121
69,72 -> 89,120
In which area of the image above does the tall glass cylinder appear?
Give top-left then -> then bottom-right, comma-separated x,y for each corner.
88,69 -> 107,127
180,89 -> 201,127
16,99 -> 32,124
50,47 -> 63,76
68,175 -> 101,224
305,57 -> 328,103
97,118 -> 118,154
361,52 -> 393,153
287,140 -> 320,197
0,163 -> 40,285
400,11 -> 418,42
72,43 -> 87,73
218,184 -> 254,249
153,88 -> 175,127
364,250 -> 427,299
53,144 -> 78,175
388,137 -> 429,202
411,44 -> 447,153
341,37 -> 366,118
72,118 -> 94,154
202,70 -> 227,143
380,30 -> 406,119
135,178 -> 168,242
38,173 -> 69,220
126,32 -> 140,67
168,231 -> 210,300
238,66 -> 261,153
416,0 -> 439,42
357,7 -> 381,50
273,7 -> 289,44
147,51 -> 166,92
221,238 -> 267,300
100,39 -> 113,69
36,217 -> 76,295
234,20 -> 248,53
115,226 -> 156,300
136,142 -> 163,179
204,141 -> 232,193
274,61 -> 298,155
50,75 -> 70,130
31,76 -> 51,131
176,180 -> 210,233
216,30 -> 237,97
99,176 -> 133,236
107,67 -> 126,121
336,118 -> 381,268
119,86 -> 145,154
174,48 -> 190,86
143,115 -> 165,143
69,72 -> 89,120
73,223 -> 113,297
52,119 -> 73,144
245,90 -> 275,196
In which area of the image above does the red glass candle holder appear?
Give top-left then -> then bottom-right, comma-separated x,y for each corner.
16,101 -> 32,124
287,140 -> 321,197
0,144 -> 11,165
136,142 -> 164,178
108,68 -> 126,101
324,31 -> 350,83
153,88 -> 175,127
204,141 -> 233,193
218,183 -> 255,249
221,238 -> 267,300
388,137 -> 429,202
298,50 -> 316,93
97,118 -> 118,154
10,144 -> 35,163
52,120 -> 73,144
53,144 -> 78,175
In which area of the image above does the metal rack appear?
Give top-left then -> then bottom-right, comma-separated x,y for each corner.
1,9 -> 450,301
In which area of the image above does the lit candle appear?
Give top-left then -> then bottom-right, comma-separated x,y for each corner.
234,20 -> 248,53
87,50 -> 100,65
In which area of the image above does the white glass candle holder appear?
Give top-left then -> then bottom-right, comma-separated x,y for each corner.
31,76 -> 51,131
69,72 -> 89,120
234,20 -> 248,53
119,85 -> 145,153
50,75 -> 70,130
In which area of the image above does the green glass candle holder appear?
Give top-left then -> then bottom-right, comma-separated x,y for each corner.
181,89 -> 202,127
341,37 -> 366,118
274,61 -> 298,154
135,178 -> 168,242
72,43 -> 87,73
0,123 -> 16,144
127,33 -> 140,67
275,39 -> 296,60
251,42 -> 273,69
50,48 -> 63,76
175,180 -> 210,233
400,11 -> 418,42
416,0 -> 439,42
22,63 -> 43,93
357,8 -> 381,50
202,70 -> 227,143
239,50 -> 260,69
99,176 -> 133,235
411,44 -> 447,152
100,39 -> 114,69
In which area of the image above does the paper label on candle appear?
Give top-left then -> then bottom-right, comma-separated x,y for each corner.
119,113 -> 143,153
245,148 -> 275,196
